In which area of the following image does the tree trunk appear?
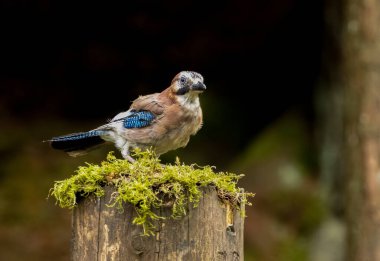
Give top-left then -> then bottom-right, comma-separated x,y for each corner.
323,0 -> 380,260
71,186 -> 244,261
342,2 -> 380,261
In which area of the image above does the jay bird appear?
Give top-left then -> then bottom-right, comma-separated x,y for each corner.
49,71 -> 206,162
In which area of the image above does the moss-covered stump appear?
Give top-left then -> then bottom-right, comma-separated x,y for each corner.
49,150 -> 254,260
72,185 -> 244,260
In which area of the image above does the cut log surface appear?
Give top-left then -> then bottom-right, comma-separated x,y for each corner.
72,186 -> 244,261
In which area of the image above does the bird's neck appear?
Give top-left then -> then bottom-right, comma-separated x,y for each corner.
175,93 -> 200,111
162,87 -> 201,111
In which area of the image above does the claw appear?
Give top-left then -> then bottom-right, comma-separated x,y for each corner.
126,155 -> 136,163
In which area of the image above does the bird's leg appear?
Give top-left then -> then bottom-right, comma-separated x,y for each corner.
122,150 -> 135,163
120,143 -> 135,163
126,155 -> 136,163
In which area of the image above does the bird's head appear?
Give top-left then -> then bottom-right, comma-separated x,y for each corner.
171,71 -> 206,96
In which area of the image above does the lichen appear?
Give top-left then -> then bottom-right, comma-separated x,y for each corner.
49,149 -> 255,235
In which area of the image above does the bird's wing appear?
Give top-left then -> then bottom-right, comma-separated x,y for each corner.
130,93 -> 165,115
106,93 -> 167,129
123,110 -> 156,129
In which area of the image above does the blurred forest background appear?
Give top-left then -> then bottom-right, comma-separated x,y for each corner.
1,0 -> 380,260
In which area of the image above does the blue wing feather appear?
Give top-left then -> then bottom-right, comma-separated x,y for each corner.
124,110 -> 156,129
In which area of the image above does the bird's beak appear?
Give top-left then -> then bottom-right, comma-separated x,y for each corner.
191,82 -> 206,92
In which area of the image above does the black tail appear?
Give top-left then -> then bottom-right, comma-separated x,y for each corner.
49,130 -> 107,155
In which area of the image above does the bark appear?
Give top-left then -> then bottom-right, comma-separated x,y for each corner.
322,0 -> 380,260
71,186 -> 244,261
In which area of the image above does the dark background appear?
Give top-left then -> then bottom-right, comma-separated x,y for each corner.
0,1 -> 325,260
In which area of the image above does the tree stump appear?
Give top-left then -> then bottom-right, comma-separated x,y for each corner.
71,186 -> 244,260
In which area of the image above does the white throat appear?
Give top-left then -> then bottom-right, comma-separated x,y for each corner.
176,93 -> 201,111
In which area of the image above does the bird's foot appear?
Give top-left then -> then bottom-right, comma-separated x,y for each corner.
126,155 -> 136,163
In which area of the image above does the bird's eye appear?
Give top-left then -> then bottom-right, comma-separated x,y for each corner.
180,77 -> 186,83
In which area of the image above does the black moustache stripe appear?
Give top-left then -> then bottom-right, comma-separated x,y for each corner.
176,86 -> 190,95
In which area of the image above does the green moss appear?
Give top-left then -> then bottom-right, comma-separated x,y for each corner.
49,149 -> 254,235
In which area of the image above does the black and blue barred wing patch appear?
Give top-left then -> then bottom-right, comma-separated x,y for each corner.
50,130 -> 106,152
124,110 -> 156,129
